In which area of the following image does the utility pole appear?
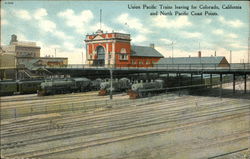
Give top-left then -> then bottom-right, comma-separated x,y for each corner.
109,69 -> 113,100
230,50 -> 232,64
54,49 -> 56,57
171,41 -> 174,64
81,52 -> 84,64
248,36 -> 250,64
100,9 -> 102,30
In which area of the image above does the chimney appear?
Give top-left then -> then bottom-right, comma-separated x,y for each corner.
189,55 -> 191,58
198,51 -> 201,58
214,51 -> 217,57
10,34 -> 18,45
150,43 -> 155,49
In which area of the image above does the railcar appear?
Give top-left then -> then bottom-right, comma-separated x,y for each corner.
98,78 -> 131,95
38,77 -> 92,96
0,81 -> 17,96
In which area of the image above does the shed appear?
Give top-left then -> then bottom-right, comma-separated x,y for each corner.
156,56 -> 230,67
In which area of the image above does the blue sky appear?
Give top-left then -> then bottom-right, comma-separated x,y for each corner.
1,1 -> 249,63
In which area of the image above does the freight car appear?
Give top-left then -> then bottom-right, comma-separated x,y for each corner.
37,77 -> 92,96
98,78 -> 131,95
0,79 -> 43,96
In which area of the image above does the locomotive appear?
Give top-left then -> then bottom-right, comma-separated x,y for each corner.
98,78 -> 131,95
37,77 -> 93,96
129,80 -> 165,99
0,80 -> 43,96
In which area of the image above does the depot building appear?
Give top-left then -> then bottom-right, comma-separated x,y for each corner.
84,29 -> 164,67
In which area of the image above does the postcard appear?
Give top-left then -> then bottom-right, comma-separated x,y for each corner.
1,1 -> 249,159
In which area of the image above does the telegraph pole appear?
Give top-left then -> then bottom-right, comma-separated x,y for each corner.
171,41 -> 174,64
110,68 -> 113,100
248,37 -> 250,64
100,9 -> 102,30
230,50 -> 232,64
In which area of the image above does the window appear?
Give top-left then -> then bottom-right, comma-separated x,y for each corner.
131,60 -> 136,64
146,60 -> 150,64
119,54 -> 128,60
139,61 -> 143,65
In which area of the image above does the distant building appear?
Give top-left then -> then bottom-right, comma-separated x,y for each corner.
0,35 -> 68,79
157,56 -> 230,67
85,29 -> 163,67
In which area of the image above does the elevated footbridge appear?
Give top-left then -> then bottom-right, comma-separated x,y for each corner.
45,63 -> 250,93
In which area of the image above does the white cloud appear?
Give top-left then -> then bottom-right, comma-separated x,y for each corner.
205,19 -> 212,24
1,9 -> 5,16
63,42 -> 76,51
132,34 -> 147,43
57,9 -> 94,34
181,31 -> 202,38
212,29 -> 224,35
14,10 -> 32,20
227,33 -> 238,39
2,19 -> 8,25
228,43 -> 247,49
218,16 -> 244,28
160,38 -> 173,45
38,19 -> 56,32
34,8 -> 48,20
116,13 -> 151,34
153,16 -> 192,28
54,31 -> 73,40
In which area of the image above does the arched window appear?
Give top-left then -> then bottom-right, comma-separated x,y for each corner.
120,48 -> 128,60
121,48 -> 126,53
96,46 -> 105,60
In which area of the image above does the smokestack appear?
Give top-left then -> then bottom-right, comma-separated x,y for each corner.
150,43 -> 155,49
214,51 -> 217,57
198,51 -> 201,58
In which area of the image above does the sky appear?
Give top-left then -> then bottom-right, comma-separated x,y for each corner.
1,1 -> 249,64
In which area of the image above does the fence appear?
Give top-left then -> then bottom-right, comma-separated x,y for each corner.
1,93 -> 176,120
45,63 -> 250,71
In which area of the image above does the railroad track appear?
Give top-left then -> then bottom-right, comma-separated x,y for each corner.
1,94 -> 249,158
1,100 -> 249,150
3,111 -> 249,159
1,106 -> 249,151
1,95 -> 241,137
1,95 -> 247,140
0,91 -> 100,103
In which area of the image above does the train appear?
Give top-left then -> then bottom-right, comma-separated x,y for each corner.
0,80 -> 43,96
37,77 -> 102,96
98,78 -> 131,95
128,74 -> 234,99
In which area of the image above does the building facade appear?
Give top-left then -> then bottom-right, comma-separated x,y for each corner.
0,35 -> 68,79
85,30 -> 163,67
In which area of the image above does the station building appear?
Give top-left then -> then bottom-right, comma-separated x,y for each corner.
85,29 -> 164,67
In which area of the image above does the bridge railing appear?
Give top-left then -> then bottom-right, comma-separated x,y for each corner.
45,63 -> 250,71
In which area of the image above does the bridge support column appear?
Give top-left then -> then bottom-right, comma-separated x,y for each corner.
201,73 -> 203,84
220,74 -> 223,98
233,74 -> 236,93
110,69 -> 113,100
178,73 -> 181,96
244,74 -> 247,94
190,73 -> 193,85
210,74 -> 213,88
